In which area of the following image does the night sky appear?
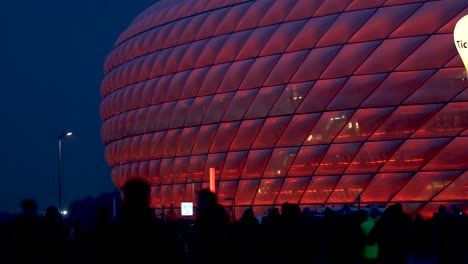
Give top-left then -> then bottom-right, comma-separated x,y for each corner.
0,0 -> 156,213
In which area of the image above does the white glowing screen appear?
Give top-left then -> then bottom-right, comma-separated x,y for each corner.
181,202 -> 193,216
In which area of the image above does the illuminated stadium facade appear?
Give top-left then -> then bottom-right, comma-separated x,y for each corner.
101,0 -> 468,218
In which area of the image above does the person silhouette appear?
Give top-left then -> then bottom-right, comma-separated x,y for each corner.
109,178 -> 180,263
190,189 -> 235,264
8,199 -> 43,263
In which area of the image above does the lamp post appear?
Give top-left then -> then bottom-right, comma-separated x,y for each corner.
58,132 -> 72,212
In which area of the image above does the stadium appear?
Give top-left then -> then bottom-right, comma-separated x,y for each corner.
100,0 -> 468,218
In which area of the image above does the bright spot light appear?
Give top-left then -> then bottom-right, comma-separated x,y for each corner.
307,135 -> 313,141
61,210 -> 68,215
66,132 -> 73,136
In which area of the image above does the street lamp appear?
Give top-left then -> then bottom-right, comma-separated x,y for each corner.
58,131 -> 72,212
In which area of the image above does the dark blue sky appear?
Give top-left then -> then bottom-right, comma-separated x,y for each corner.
0,1 -> 156,213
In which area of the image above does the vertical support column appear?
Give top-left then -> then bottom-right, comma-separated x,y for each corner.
209,167 -> 216,193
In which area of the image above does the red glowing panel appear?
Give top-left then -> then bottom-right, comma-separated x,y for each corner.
327,74 -> 387,110
202,92 -> 235,124
203,153 -> 226,181
173,157 -> 190,184
210,121 -> 241,153
390,1 -> 466,37
296,78 -> 347,113
291,46 -> 341,82
314,0 -> 353,16
230,119 -> 264,151
198,63 -> 231,96
191,124 -> 218,155
160,185 -> 172,207
423,137 -> 468,171
150,131 -> 167,159
221,151 -> 249,180
160,158 -> 175,184
346,140 -> 403,174
244,85 -> 284,119
215,30 -> 253,64
264,50 -> 309,86
397,34 -> 457,71
315,143 -> 362,175
370,104 -> 444,141
284,1 -> 323,22
287,14 -> 338,52
381,138 -> 451,172
277,113 -> 321,147
300,176 -> 340,204
156,102 -> 177,130
346,0 -> 386,11
176,127 -> 200,156
218,59 -> 255,93
237,25 -> 279,60
195,35 -> 229,68
239,55 -> 281,90
181,67 -> 210,99
171,184 -> 186,206
316,9 -> 374,47
269,82 -> 313,116
304,110 -> 355,145
392,171 -> 462,202
264,147 -> 299,178
148,159 -> 162,184
214,2 -> 252,35
361,173 -> 413,203
166,70 -> 191,99
412,102 -> 468,138
253,178 -> 284,205
404,68 -> 466,104
162,129 -> 182,158
184,96 -> 213,127
276,177 -> 310,204
235,179 -> 261,206
241,149 -> 273,179
222,89 -> 258,121
320,41 -> 381,79
169,99 -> 194,128
235,1 -> 272,31
258,0 -> 297,27
340,107 -> 395,142
288,145 -> 328,177
356,36 -> 426,74
328,174 -> 372,203
188,155 -> 207,182
217,181 -> 238,206
151,186 -> 162,208
362,70 -> 435,107
260,19 -> 307,56
195,8 -> 229,40
434,171 -> 468,201
252,116 -> 291,149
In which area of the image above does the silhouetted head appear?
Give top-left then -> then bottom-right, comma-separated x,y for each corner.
438,205 -> 448,214
196,189 -> 217,215
122,178 -> 151,209
242,207 -> 255,219
20,199 -> 38,214
45,206 -> 60,219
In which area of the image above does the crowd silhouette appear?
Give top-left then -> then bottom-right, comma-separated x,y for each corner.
1,178 -> 467,264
